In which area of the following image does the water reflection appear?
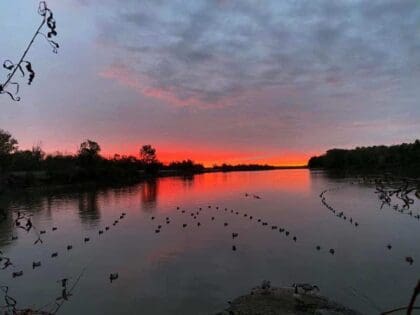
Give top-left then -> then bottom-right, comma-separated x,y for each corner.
0,170 -> 418,315
140,179 -> 159,211
77,190 -> 101,226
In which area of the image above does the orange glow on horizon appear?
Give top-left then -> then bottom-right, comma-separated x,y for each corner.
101,146 -> 310,167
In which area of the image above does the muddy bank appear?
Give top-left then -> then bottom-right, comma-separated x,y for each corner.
216,282 -> 362,315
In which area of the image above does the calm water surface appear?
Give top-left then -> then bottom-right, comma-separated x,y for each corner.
0,169 -> 419,314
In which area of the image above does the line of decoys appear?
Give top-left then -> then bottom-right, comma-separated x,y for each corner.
319,188 -> 360,227
322,179 -> 418,266
1,211 -> 127,282
150,199 -> 339,260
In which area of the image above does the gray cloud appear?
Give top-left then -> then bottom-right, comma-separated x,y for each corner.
94,0 -> 420,105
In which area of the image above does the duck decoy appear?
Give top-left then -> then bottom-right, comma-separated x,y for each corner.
244,214 -> 247,217
211,217 -> 215,221
279,228 -> 284,233
59,278 -> 69,288
387,244 -> 392,250
84,237 -> 90,243
67,245 -> 73,250
110,273 -> 119,283
271,226 -> 277,230
40,230 -> 46,234
197,222 -> 201,227
158,225 -> 162,229
52,227 -> 58,231
292,283 -> 319,294
262,222 -> 268,226
285,231 -> 289,236
232,245 -> 236,251
208,206 -> 211,208
329,249 -> 335,255
406,256 -> 414,265
51,252 -> 58,258
293,236 -> 297,241
176,207 -> 180,210
316,245 -> 321,250
122,212 -> 126,216
181,210 -> 185,213
99,230 -> 104,235
355,222 -> 359,227
249,216 -> 253,219
12,271 -> 23,278
155,229 -> 160,233
151,217 -> 155,220
11,236 -> 18,241
216,207 -> 219,210
232,233 -> 238,239
120,215 -> 124,219
257,219 -> 261,222
183,224 -> 187,228
32,261 -> 41,269
224,223 -> 228,227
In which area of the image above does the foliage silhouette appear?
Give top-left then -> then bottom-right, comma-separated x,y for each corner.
0,1 -> 59,101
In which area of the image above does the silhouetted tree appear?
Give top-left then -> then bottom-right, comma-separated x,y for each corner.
0,129 -> 18,173
77,140 -> 101,168
140,145 -> 157,164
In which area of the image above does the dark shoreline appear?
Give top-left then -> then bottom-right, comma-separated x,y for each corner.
0,166 -> 307,194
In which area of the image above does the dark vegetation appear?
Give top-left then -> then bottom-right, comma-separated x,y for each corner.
308,140 -> 420,176
0,129 -> 285,190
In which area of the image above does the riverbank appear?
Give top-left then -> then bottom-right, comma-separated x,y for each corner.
216,282 -> 362,315
0,166 -> 307,193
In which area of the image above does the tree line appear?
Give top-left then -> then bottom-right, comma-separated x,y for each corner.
0,129 -> 205,187
308,140 -> 420,175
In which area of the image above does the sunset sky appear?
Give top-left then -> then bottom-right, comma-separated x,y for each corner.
1,0 -> 419,166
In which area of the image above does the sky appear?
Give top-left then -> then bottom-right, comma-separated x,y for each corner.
0,0 -> 419,166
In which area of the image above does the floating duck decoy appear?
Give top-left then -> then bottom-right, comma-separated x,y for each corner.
232,233 -> 238,239
329,249 -> 335,255
99,230 -> 104,235
387,244 -> 392,250
224,223 -> 229,227
51,252 -> 58,258
279,228 -> 284,233
316,245 -> 321,250
105,226 -> 110,231
406,256 -> 414,265
285,231 -> 290,236
59,278 -> 69,288
84,237 -> 90,243
211,217 -> 215,221
151,217 -> 155,220
12,271 -> 23,278
11,236 -> 17,241
292,283 -> 319,294
52,227 -> 57,231
293,236 -> 297,241
182,210 -> 185,213
262,222 -> 268,226
40,230 -> 46,234
257,219 -> 261,222
197,222 -> 201,227
67,245 -> 73,250
158,225 -> 162,229
244,214 -> 247,217
155,229 -> 160,233
232,245 -> 236,251
176,207 -> 180,210
355,222 -> 359,227
110,273 -> 119,283
183,224 -> 187,228
32,261 -> 41,269
271,226 -> 277,230
249,216 -> 253,219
